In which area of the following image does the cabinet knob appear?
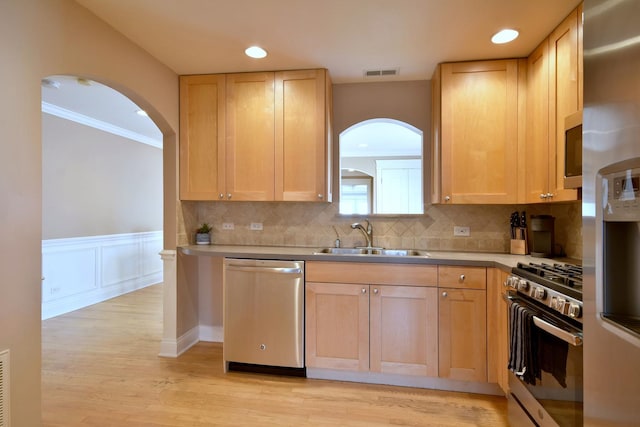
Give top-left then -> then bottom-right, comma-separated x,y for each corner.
540,193 -> 547,199
361,288 -> 367,294
444,196 -> 451,202
219,193 -> 224,199
227,193 -> 232,200
546,192 -> 554,199
317,194 -> 323,199
373,288 -> 379,294
459,274 -> 465,282
442,291 -> 448,298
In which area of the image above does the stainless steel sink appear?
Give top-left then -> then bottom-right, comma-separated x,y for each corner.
313,247 -> 372,255
313,247 -> 429,257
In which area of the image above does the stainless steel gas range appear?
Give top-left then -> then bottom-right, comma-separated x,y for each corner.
505,262 -> 583,427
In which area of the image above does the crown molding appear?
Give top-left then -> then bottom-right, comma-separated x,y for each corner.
41,101 -> 162,149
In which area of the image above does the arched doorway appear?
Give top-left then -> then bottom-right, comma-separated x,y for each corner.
40,75 -> 164,318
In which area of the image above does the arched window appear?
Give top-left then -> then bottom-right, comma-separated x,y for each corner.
339,118 -> 423,215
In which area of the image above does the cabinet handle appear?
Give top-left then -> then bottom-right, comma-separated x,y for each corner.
373,288 -> 379,294
444,196 -> 451,202
361,288 -> 367,294
459,274 -> 465,282
442,291 -> 448,298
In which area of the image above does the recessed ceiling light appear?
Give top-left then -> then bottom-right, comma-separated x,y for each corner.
491,29 -> 519,44
41,78 -> 61,89
245,46 -> 267,59
136,109 -> 148,117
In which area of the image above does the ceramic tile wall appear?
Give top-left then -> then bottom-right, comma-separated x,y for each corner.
178,200 -> 582,259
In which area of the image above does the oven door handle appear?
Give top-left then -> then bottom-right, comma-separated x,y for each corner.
532,316 -> 583,347
504,294 -> 583,347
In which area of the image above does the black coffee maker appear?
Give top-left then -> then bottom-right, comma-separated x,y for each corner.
530,215 -> 555,258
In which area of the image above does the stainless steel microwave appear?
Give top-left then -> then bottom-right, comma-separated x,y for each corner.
564,110 -> 582,189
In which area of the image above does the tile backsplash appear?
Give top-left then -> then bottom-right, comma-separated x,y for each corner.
178,200 -> 582,259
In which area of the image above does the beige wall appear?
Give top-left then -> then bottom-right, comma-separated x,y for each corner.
42,113 -> 163,239
0,0 -> 178,424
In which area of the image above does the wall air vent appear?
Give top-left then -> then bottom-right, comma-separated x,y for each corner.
0,349 -> 9,427
364,68 -> 399,78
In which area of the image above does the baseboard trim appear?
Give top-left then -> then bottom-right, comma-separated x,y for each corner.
199,325 -> 223,343
306,367 -> 504,396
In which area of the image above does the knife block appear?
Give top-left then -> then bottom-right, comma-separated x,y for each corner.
510,228 -> 528,255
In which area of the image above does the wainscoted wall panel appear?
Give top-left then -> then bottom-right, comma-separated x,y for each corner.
42,231 -> 163,320
179,201 -> 582,260
42,247 -> 98,302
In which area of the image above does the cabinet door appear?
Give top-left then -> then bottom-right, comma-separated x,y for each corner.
440,60 -> 519,204
275,69 -> 329,202
525,40 -> 551,203
487,268 -> 510,394
305,282 -> 369,371
438,288 -> 487,382
548,9 -> 579,202
179,74 -> 226,200
370,285 -> 438,376
225,72 -> 275,201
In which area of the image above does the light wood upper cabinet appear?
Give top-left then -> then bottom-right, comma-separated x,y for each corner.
179,74 -> 226,200
548,7 -> 580,202
275,69 -> 331,202
525,5 -> 581,203
432,60 -> 524,204
226,72 -> 275,201
525,41 -> 551,203
179,69 -> 331,202
438,266 -> 487,382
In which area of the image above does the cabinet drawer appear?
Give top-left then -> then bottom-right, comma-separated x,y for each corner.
306,261 -> 437,286
438,266 -> 486,289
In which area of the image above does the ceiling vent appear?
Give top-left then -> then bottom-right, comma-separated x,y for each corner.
364,68 -> 399,78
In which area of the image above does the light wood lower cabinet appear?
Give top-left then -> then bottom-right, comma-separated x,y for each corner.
487,268 -> 510,394
306,282 -> 438,376
305,282 -> 369,371
305,262 -> 438,376
438,288 -> 487,382
370,285 -> 438,376
437,266 -> 487,382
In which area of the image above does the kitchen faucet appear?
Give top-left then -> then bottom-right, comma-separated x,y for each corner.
351,219 -> 374,248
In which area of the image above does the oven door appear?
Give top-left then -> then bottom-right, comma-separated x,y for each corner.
506,292 -> 583,427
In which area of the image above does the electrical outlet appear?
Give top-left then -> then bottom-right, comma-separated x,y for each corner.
454,226 -> 470,237
222,222 -> 234,230
250,222 -> 263,231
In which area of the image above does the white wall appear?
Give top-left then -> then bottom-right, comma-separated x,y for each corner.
0,1 -> 178,424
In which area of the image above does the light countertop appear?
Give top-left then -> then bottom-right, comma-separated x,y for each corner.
179,244 -> 572,271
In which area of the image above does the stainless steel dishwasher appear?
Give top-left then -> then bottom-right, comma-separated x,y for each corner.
223,258 -> 304,371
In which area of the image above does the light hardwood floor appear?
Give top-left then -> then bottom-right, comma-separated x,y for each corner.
42,284 -> 508,426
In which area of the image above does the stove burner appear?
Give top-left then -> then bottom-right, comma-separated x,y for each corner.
513,262 -> 583,301
516,262 -> 582,289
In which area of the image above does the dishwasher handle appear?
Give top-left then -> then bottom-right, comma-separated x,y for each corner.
225,264 -> 303,274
